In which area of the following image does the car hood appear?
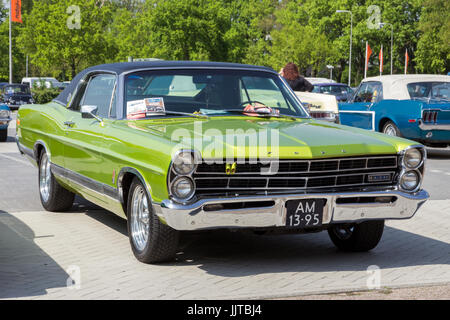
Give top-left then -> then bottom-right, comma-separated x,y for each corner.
120,116 -> 415,159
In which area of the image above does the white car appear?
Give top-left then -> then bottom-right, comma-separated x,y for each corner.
295,91 -> 339,123
22,77 -> 64,89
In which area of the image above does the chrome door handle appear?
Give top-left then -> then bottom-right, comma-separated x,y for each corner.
64,121 -> 75,127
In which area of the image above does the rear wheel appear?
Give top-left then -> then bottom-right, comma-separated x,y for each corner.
39,151 -> 75,211
127,177 -> 179,263
382,121 -> 401,137
328,220 -> 385,252
0,129 -> 7,142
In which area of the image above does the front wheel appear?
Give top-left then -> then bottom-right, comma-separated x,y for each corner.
127,177 -> 179,263
328,220 -> 385,252
382,121 -> 401,137
38,151 -> 75,211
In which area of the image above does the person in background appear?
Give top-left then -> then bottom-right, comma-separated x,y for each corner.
281,62 -> 314,92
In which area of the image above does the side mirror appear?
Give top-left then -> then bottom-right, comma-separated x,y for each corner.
81,105 -> 98,119
81,105 -> 103,125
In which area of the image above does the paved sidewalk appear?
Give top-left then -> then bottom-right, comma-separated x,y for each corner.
1,200 -> 449,300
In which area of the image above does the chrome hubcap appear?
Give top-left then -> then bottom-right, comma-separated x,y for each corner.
332,225 -> 355,240
130,185 -> 150,252
384,125 -> 397,136
39,153 -> 51,203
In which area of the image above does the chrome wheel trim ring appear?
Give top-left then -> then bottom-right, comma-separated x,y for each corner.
332,225 -> 355,240
39,153 -> 51,203
384,124 -> 397,136
130,185 -> 150,252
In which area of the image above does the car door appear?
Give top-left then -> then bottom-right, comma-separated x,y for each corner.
62,73 -> 117,202
339,82 -> 383,130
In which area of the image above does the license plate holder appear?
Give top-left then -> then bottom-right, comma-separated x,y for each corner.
285,199 -> 325,228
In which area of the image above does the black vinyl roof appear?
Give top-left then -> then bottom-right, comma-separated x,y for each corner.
54,61 -> 275,105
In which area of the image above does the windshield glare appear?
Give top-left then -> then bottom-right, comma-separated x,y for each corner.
124,69 -> 308,119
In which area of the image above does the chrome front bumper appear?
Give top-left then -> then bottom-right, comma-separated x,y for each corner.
153,189 -> 429,231
419,122 -> 450,131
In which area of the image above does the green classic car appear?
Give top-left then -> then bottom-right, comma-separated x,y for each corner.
16,61 -> 429,263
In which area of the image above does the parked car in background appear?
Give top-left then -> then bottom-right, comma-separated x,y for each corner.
22,77 -> 64,89
17,61 -> 429,263
312,83 -> 354,102
295,91 -> 339,122
0,84 -> 35,110
0,103 -> 11,142
306,77 -> 336,85
339,75 -> 450,147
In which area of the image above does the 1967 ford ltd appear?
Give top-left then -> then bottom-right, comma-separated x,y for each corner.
16,61 -> 429,263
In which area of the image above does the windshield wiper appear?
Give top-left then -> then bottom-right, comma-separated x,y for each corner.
222,109 -> 298,121
162,111 -> 209,119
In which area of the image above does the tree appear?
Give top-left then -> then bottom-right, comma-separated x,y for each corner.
17,0 -> 117,80
415,0 -> 450,73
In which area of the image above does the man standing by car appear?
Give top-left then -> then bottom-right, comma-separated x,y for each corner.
281,62 -> 314,92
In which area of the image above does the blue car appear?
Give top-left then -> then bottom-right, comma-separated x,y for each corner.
0,103 -> 11,142
312,83 -> 354,102
339,75 -> 450,148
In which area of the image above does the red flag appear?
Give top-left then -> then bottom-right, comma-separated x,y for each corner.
11,0 -> 23,23
366,43 -> 372,71
379,45 -> 383,75
405,49 -> 409,74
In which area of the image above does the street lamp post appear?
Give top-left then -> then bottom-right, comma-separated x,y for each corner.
336,9 -> 352,86
379,22 -> 394,75
327,65 -> 334,81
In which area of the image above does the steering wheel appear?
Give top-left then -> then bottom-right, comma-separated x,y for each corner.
239,101 -> 268,108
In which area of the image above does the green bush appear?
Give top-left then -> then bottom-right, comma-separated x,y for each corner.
31,87 -> 61,104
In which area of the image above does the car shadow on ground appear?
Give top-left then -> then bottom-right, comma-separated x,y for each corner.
85,209 -> 449,277
426,147 -> 450,159
0,210 -> 69,299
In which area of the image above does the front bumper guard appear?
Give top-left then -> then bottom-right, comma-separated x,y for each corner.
153,189 -> 429,231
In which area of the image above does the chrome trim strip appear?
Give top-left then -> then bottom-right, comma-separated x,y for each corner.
51,163 -> 121,202
194,156 -> 398,175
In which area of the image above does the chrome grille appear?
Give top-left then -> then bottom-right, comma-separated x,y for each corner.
193,156 -> 399,194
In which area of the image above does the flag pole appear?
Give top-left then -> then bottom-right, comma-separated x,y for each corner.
380,44 -> 383,76
364,41 -> 368,79
9,0 -> 13,84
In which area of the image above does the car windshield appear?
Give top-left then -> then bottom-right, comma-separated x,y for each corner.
3,85 -> 30,94
407,82 -> 450,101
124,69 -> 308,119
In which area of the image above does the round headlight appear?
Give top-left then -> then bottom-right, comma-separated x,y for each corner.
172,151 -> 195,175
171,177 -> 195,200
400,171 -> 420,191
403,148 -> 422,169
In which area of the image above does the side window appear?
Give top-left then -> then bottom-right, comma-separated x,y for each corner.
353,83 -> 368,102
79,74 -> 116,118
354,82 -> 382,103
